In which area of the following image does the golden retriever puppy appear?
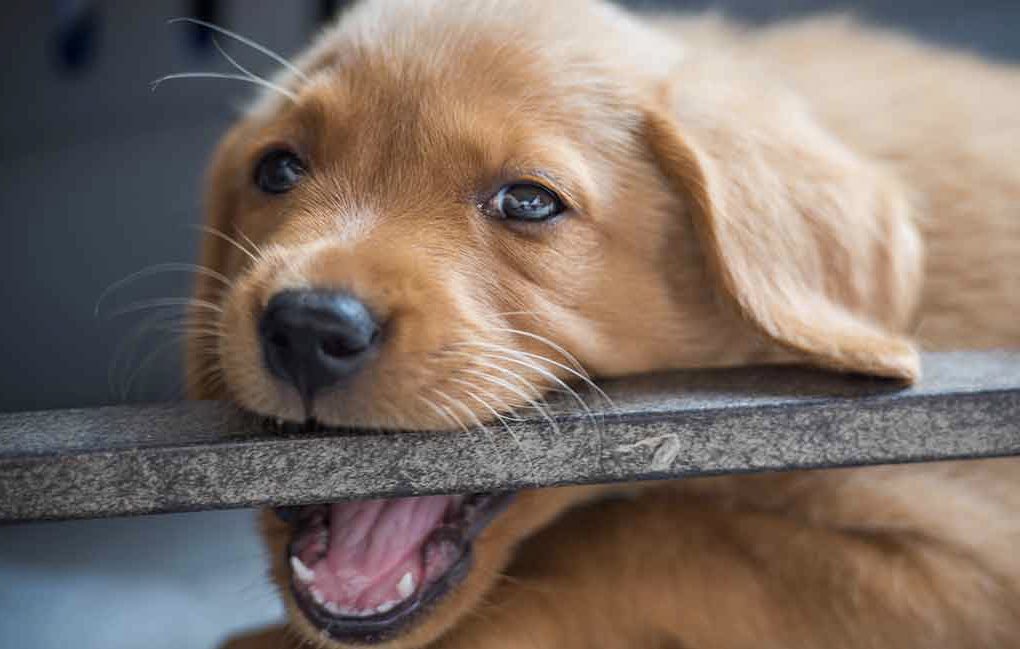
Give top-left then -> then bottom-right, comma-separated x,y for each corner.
185,1 -> 1020,647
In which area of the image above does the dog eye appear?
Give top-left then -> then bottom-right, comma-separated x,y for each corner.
254,149 -> 307,194
492,183 -> 565,222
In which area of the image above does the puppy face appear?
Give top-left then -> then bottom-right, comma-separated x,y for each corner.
194,2 -> 746,431
189,1 -> 923,647
204,70 -> 666,428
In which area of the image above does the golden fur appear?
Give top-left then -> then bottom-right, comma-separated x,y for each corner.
186,2 -> 1020,647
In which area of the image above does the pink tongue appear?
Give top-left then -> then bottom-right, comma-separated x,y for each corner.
309,495 -> 457,612
328,496 -> 453,577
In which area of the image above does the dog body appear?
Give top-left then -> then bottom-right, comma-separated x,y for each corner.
190,3 -> 1020,648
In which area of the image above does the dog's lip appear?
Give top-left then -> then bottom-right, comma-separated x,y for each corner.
254,413 -> 360,435
284,493 -> 516,644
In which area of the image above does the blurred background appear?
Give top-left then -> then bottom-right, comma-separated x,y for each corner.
0,1 -> 1017,647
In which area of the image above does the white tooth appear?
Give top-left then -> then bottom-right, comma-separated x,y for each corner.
323,601 -> 341,615
290,556 -> 315,583
397,572 -> 415,599
376,600 -> 399,614
338,606 -> 357,617
357,609 -> 374,618
311,588 -> 326,606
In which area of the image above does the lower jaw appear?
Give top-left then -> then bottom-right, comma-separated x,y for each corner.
283,493 -> 516,645
290,547 -> 474,645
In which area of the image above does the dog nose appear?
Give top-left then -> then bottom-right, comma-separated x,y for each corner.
259,289 -> 381,402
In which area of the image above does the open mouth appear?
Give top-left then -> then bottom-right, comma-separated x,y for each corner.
280,492 -> 515,644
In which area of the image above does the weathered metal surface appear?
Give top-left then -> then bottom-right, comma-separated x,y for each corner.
1,351 -> 1018,522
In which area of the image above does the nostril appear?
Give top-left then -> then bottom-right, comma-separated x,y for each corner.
269,332 -> 291,351
319,334 -> 366,360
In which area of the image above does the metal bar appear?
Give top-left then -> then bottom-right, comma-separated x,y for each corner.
1,351 -> 1018,523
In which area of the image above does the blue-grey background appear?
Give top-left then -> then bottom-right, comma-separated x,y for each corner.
0,1 -> 1016,647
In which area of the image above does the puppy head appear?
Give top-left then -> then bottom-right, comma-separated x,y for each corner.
188,1 -> 922,647
192,0 -> 702,426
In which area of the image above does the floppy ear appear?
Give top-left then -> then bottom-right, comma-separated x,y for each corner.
642,74 -> 923,381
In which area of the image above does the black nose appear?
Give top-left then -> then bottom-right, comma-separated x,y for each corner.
258,289 -> 381,404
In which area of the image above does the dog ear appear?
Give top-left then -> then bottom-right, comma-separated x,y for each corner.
641,74 -> 923,381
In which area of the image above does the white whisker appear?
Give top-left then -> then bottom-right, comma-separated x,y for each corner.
471,349 -> 608,462
103,297 -> 223,320
210,36 -> 301,106
151,72 -> 298,102
212,37 -> 258,81
109,310 -> 188,396
432,388 -> 486,432
457,340 -> 614,410
460,367 -> 560,437
487,327 -> 586,374
189,225 -> 260,265
116,322 -> 226,399
167,17 -> 309,82
95,263 -> 230,318
454,354 -> 541,398
487,310 -> 542,320
472,349 -> 594,421
449,377 -> 525,422
432,388 -> 505,470
435,399 -> 470,435
120,334 -> 186,400
233,226 -> 265,261
417,395 -> 456,431
453,382 -> 532,463
109,308 -> 222,363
